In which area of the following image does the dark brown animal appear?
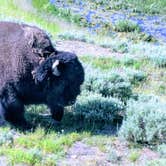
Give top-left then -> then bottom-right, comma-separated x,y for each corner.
0,22 -> 84,128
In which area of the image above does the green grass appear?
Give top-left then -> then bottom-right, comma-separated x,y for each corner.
0,0 -> 60,37
0,148 -> 42,166
32,0 -> 83,26
128,150 -> 140,162
80,56 -> 121,70
114,20 -> 141,33
146,159 -> 166,166
33,0 -> 166,15
80,55 -> 149,70
0,128 -> 90,165
121,0 -> 166,14
87,0 -> 166,14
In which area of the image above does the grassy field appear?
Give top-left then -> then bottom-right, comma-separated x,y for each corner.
0,0 -> 166,165
0,0 -> 60,36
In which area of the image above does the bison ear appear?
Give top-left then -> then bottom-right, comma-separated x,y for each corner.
52,60 -> 61,76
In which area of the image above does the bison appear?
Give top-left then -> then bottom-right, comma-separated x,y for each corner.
0,21 -> 84,128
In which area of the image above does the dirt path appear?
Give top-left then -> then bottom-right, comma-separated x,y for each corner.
56,40 -> 119,57
58,142 -> 110,166
58,140 -> 160,166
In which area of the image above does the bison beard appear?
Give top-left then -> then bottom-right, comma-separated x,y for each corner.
0,22 -> 84,128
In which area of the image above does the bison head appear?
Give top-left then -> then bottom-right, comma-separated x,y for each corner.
33,51 -> 84,107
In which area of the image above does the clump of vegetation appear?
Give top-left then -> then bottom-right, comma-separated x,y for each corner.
124,68 -> 147,85
107,149 -> 121,163
112,42 -> 129,53
73,93 -> 124,123
0,148 -> 42,166
80,56 -> 121,70
33,0 -> 83,26
82,66 -> 133,103
119,95 -> 166,144
157,144 -> 166,158
145,159 -> 166,166
113,20 -> 141,32
128,150 -> 140,162
58,31 -> 94,44
0,130 -> 14,146
148,54 -> 166,68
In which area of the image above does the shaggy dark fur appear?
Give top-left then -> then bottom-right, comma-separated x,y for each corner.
0,22 -> 84,127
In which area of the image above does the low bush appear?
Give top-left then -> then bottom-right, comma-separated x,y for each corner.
114,20 -> 141,32
58,32 -> 88,42
124,68 -> 147,85
157,144 -> 166,158
73,93 -> 124,122
145,159 -> 166,166
112,42 -> 129,53
115,54 -> 148,69
0,130 -> 14,146
148,54 -> 166,68
82,65 -> 133,103
119,95 -> 166,144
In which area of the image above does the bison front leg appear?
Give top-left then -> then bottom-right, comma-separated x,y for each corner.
50,105 -> 64,122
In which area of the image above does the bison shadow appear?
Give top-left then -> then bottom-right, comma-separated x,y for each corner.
22,108 -> 122,135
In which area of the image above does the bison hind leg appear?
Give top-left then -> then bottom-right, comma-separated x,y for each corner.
1,93 -> 29,128
0,102 -> 7,126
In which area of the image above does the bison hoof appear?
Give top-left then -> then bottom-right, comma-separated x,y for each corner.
0,119 -> 7,127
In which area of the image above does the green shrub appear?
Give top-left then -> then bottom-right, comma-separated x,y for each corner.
0,130 -> 14,146
145,159 -> 166,166
107,149 -> 120,163
82,65 -> 133,103
115,54 -> 148,69
119,95 -> 166,144
128,150 -> 140,162
58,32 -> 87,42
112,42 -> 129,53
148,54 -> 166,68
73,93 -> 124,122
124,68 -> 147,84
1,148 -> 42,165
114,20 -> 141,32
157,144 -> 166,158
26,105 -> 47,114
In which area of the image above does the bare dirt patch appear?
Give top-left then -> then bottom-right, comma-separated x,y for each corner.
58,139 -> 160,166
56,40 -> 118,57
57,141 -> 111,166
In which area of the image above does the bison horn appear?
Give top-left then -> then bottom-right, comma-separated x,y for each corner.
52,60 -> 61,76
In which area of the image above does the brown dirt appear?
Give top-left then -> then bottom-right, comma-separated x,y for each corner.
58,139 -> 160,166
56,40 -> 121,57
57,141 -> 111,166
